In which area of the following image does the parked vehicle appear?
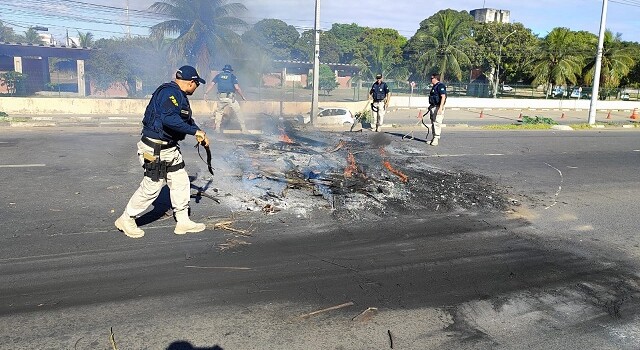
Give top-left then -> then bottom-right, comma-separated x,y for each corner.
317,107 -> 355,124
296,107 -> 355,125
550,86 -> 566,97
570,87 -> 590,99
621,92 -> 630,101
500,85 -> 514,93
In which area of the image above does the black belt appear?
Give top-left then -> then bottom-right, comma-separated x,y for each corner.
141,136 -> 176,149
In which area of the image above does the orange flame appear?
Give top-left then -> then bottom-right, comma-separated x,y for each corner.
344,152 -> 357,178
279,127 -> 294,144
383,161 -> 408,182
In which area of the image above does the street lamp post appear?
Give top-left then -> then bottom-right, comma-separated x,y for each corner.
494,30 -> 517,98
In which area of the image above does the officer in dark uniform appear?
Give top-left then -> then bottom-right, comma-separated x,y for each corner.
115,65 -> 210,238
205,64 -> 247,133
369,73 -> 391,132
427,73 -> 447,146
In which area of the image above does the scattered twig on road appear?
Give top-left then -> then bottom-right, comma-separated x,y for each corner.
352,307 -> 378,322
213,220 -> 251,235
109,327 -> 118,350
388,329 -> 394,349
298,301 -> 354,320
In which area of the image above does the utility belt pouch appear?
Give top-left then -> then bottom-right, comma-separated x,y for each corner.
142,143 -> 162,181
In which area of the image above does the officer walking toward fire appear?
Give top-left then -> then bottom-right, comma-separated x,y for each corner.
115,65 -> 210,238
204,64 -> 247,133
369,73 -> 390,132
426,73 -> 447,146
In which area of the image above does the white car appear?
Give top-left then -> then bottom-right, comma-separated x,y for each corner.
501,85 -> 514,92
621,92 -> 630,101
315,107 -> 355,125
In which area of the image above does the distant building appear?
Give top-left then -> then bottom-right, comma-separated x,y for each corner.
470,8 -> 510,24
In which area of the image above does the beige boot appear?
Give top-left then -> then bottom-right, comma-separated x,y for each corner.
174,210 -> 206,235
430,137 -> 440,146
114,212 -> 145,238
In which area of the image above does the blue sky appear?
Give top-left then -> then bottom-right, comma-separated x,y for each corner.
2,0 -> 639,43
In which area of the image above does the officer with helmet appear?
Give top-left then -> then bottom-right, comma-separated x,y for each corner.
114,65 -> 210,238
205,64 -> 247,133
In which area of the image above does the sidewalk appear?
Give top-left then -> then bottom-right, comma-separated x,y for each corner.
1,107 -> 638,129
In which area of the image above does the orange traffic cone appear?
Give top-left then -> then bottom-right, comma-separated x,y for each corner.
631,108 -> 639,120
417,109 -> 422,119
606,110 -> 612,119
479,110 -> 484,118
561,112 -> 566,119
517,112 -> 522,121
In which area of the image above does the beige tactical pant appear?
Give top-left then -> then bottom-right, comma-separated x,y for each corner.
124,140 -> 191,217
372,101 -> 386,127
214,93 -> 246,132
428,105 -> 444,138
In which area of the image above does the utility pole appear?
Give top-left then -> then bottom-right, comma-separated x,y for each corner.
310,0 -> 320,124
125,0 -> 131,38
588,0 -> 608,125
493,30 -> 516,98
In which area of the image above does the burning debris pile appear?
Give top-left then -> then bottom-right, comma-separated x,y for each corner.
191,121 -> 508,222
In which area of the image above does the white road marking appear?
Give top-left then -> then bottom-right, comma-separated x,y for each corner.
0,164 -> 46,168
411,153 -> 506,158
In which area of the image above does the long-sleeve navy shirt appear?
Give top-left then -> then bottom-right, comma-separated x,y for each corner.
141,81 -> 199,142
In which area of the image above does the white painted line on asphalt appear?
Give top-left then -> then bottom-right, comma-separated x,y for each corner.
0,164 -> 46,168
411,153 -> 506,158
633,150 -> 640,152
0,142 -> 8,144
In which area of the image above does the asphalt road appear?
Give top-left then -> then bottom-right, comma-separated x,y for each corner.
1,126 -> 640,349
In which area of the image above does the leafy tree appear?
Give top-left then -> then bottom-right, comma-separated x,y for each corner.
471,22 -> 538,86
242,19 -> 299,60
24,28 -> 44,45
404,9 -> 474,82
87,37 -> 171,96
583,30 -> 634,96
317,64 -> 338,95
528,28 -> 584,94
327,23 -> 366,63
149,0 -> 248,71
293,30 -> 341,63
77,31 -> 94,47
0,71 -> 27,96
0,20 -> 18,42
620,41 -> 640,88
350,28 -> 408,86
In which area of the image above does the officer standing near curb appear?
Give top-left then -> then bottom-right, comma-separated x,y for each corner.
204,64 -> 247,133
369,73 -> 390,132
115,65 -> 210,239
427,73 -> 447,146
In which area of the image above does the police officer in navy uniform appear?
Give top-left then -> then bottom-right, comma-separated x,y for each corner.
369,73 -> 391,132
204,64 -> 247,133
427,73 -> 447,146
115,65 -> 210,238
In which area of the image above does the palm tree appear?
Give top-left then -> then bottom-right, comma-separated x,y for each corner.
529,28 -> 584,96
414,10 -> 472,82
24,28 -> 44,45
583,30 -> 634,96
77,31 -> 94,48
149,0 -> 248,70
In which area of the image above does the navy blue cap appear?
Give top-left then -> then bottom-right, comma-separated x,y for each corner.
176,65 -> 206,84
222,64 -> 233,72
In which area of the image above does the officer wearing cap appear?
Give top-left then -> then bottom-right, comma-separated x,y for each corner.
115,65 -> 210,239
204,64 -> 247,133
369,73 -> 391,132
